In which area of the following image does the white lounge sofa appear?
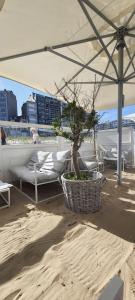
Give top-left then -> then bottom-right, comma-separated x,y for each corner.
11,150 -> 71,203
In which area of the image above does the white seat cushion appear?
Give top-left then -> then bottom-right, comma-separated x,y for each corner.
77,152 -> 88,170
12,166 -> 58,184
26,151 -> 49,170
85,161 -> 98,170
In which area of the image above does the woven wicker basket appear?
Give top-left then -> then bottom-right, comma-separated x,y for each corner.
61,171 -> 103,213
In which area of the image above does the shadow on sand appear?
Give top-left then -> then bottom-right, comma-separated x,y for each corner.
0,170 -> 134,284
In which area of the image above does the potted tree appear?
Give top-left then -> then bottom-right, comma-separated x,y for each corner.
53,83 -> 103,213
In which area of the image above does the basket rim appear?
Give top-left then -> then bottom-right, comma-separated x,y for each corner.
61,171 -> 103,183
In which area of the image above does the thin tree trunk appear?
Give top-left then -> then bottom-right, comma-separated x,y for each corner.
72,143 -> 80,179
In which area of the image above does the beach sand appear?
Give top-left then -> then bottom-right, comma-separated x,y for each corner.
0,170 -> 134,300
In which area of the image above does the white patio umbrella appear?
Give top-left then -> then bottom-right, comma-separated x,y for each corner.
0,0 -> 134,183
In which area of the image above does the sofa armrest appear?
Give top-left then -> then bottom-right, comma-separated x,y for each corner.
33,162 -> 41,172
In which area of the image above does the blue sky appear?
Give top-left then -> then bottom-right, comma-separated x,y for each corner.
0,77 -> 135,122
0,77 -> 46,115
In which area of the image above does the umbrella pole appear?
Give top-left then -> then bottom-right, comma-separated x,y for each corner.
116,29 -> 125,184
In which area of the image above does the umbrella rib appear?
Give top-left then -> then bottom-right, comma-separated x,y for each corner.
69,81 -> 115,84
124,44 -> 135,77
127,33 -> 135,38
125,71 -> 135,81
81,0 -> 117,30
124,82 -> 135,84
53,32 -> 115,48
125,9 -> 135,28
128,26 -> 135,31
0,48 -> 45,62
78,0 -> 118,78
127,75 -> 135,81
56,37 -> 115,94
0,34 -> 115,62
48,48 -> 116,82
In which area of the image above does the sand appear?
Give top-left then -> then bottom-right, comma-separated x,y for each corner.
0,170 -> 134,300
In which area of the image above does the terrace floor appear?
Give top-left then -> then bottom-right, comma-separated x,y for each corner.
0,170 -> 135,300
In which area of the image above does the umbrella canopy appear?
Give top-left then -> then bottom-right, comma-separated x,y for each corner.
0,0 -> 134,184
0,0 -> 134,110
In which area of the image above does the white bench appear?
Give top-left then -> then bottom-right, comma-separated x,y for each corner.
10,150 -> 71,203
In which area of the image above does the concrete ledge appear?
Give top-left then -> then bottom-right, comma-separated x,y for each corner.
98,276 -> 124,300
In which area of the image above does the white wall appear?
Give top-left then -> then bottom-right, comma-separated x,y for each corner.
0,138 -> 94,181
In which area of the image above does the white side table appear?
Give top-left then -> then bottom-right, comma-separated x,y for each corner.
0,181 -> 12,209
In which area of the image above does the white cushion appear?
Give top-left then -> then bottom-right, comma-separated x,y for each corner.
77,152 -> 88,170
40,150 -> 70,174
105,150 -> 117,158
85,161 -> 98,170
27,151 -> 49,170
110,150 -> 117,158
12,166 -> 58,184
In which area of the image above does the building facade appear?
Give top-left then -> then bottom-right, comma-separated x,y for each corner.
97,119 -> 135,130
33,93 -> 61,125
34,93 -> 46,124
22,94 -> 37,124
0,89 -> 17,121
22,93 -> 68,126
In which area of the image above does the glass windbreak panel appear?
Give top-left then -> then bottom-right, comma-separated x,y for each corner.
0,122 -> 56,145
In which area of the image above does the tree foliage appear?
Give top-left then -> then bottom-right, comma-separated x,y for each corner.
53,81 -> 100,179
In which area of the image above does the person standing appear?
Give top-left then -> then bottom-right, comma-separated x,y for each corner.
1,127 -> 6,145
30,127 -> 40,144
